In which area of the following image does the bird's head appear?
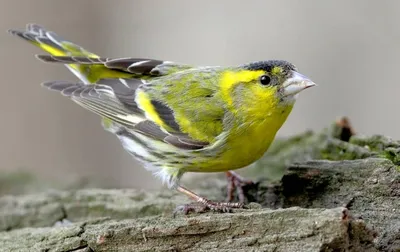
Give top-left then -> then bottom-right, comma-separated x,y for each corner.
220,60 -> 316,118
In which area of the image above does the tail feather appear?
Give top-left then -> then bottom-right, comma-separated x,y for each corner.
36,55 -> 107,64
9,23 -> 137,132
8,24 -> 90,57
8,23 -> 104,83
9,24 -> 193,83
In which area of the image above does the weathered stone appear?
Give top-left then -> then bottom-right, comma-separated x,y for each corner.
0,207 -> 376,252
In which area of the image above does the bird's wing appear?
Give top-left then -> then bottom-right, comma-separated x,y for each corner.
42,79 -> 210,150
135,68 -> 225,144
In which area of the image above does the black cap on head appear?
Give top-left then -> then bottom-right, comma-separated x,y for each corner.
242,60 -> 297,73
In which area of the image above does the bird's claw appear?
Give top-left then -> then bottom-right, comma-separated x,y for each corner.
226,171 -> 255,203
174,200 -> 245,216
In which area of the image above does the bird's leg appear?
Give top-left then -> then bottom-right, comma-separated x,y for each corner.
226,171 -> 254,203
175,185 -> 244,214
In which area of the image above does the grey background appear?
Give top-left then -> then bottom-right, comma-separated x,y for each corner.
1,0 -> 399,189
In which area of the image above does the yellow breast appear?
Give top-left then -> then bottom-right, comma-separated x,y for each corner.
225,104 -> 293,169
194,103 -> 293,173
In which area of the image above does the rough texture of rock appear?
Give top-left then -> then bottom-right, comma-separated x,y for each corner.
0,207 -> 377,252
0,189 -> 186,232
0,119 -> 399,251
260,158 -> 399,252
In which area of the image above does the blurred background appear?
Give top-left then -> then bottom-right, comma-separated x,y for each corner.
1,0 -> 399,190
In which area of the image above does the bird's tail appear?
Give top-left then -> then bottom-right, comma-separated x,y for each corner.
8,23 -> 132,130
8,23 -> 101,84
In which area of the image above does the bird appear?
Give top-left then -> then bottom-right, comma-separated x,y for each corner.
8,24 -> 316,213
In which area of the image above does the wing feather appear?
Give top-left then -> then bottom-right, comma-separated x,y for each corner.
36,55 -> 193,76
42,80 -> 209,150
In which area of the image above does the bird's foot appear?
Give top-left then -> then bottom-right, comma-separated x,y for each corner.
174,185 -> 246,215
174,200 -> 245,215
226,171 -> 254,203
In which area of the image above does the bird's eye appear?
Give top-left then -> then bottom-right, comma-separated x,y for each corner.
259,75 -> 271,85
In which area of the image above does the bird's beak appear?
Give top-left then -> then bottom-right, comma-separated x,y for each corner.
282,71 -> 316,97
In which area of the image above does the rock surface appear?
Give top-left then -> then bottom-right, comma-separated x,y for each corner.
0,119 -> 399,251
0,207 -> 376,252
